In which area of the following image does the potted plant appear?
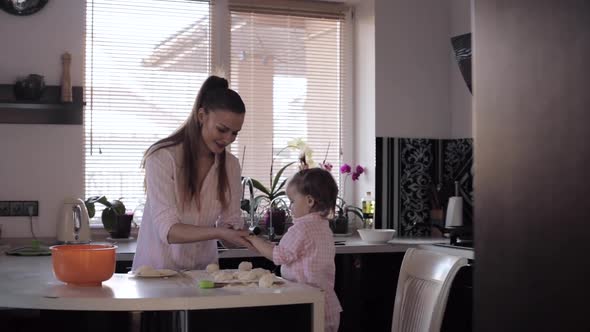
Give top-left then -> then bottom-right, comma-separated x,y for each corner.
243,139 -> 314,236
84,196 -> 133,238
250,161 -> 295,236
332,197 -> 363,234
321,162 -> 367,234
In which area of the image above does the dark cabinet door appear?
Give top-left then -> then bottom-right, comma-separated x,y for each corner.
442,265 -> 473,332
115,260 -> 133,274
335,252 -> 404,332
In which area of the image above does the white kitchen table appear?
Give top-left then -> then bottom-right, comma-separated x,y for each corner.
0,255 -> 324,332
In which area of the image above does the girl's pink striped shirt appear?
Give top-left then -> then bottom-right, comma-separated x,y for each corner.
273,212 -> 342,332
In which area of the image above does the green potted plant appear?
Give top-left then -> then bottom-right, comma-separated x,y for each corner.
320,162 -> 366,234
332,197 -> 363,234
84,196 -> 132,238
243,139 -> 314,236
250,160 -> 295,236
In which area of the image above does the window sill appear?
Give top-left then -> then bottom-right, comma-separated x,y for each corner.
90,224 -> 140,240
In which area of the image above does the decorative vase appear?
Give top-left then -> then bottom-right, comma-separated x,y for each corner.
14,74 -> 46,101
109,213 -> 134,239
330,210 -> 349,234
263,208 -> 286,235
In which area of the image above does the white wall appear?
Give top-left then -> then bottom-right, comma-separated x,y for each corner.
0,0 -> 85,238
450,0 -> 473,138
374,0 -> 472,139
375,0 -> 451,138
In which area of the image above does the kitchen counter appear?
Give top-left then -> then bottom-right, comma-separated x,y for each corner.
112,234 -> 449,261
418,243 -> 475,260
0,234 -> 450,261
0,255 -> 325,331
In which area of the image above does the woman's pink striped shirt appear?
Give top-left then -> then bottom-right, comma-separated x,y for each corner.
132,144 -> 243,271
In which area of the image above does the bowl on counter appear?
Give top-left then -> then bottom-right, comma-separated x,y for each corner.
358,229 -> 396,244
50,244 -> 117,286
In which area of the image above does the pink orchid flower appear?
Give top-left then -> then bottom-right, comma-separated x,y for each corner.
320,162 -> 333,172
340,163 -> 352,174
355,165 -> 365,175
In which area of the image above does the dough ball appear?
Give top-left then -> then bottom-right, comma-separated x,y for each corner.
206,263 -> 220,273
238,261 -> 253,271
251,268 -> 271,278
258,274 -> 275,288
236,270 -> 258,282
213,271 -> 235,282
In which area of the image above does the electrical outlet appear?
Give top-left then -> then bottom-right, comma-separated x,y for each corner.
0,200 -> 39,217
22,201 -> 39,216
0,201 -> 9,216
9,201 -> 24,216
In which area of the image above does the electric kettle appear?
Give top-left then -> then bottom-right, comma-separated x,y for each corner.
57,198 -> 91,244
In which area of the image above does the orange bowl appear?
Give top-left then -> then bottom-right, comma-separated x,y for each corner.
50,244 -> 117,286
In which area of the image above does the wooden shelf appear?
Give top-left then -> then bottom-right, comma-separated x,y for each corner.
0,85 -> 84,125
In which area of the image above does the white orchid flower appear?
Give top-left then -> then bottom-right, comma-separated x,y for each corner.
287,138 -> 307,150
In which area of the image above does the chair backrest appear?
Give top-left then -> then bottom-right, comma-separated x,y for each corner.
391,248 -> 468,332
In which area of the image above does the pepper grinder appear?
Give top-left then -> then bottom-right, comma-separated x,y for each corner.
61,52 -> 72,103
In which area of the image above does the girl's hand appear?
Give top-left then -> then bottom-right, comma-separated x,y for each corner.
244,235 -> 275,260
219,228 -> 253,249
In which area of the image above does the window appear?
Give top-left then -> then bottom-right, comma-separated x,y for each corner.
85,0 -> 349,224
228,1 -> 349,193
85,0 -> 210,223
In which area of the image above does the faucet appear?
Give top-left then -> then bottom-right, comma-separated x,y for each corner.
241,177 -> 260,234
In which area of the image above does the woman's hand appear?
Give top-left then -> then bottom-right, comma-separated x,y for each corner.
218,228 -> 253,249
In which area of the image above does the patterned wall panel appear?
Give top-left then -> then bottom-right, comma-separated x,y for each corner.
442,139 -> 474,226
376,137 -> 473,236
399,139 -> 436,236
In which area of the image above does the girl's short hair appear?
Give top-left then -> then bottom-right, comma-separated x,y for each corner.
288,168 -> 338,217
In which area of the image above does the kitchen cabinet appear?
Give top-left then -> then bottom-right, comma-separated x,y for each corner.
113,255 -> 278,274
334,253 -> 473,332
441,264 -> 473,332
335,252 -> 404,332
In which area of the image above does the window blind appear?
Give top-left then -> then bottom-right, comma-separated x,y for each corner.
85,0 -> 211,223
228,2 -> 348,196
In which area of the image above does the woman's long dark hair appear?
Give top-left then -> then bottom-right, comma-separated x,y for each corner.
143,75 -> 246,210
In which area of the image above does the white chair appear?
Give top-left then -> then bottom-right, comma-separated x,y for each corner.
391,248 -> 468,332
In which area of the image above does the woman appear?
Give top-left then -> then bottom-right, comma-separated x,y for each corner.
132,75 -> 250,271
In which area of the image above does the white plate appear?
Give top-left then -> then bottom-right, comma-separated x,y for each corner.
128,269 -> 178,278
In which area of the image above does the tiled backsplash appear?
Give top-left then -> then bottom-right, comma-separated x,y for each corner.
376,137 -> 473,236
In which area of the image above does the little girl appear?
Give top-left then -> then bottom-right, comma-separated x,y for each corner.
246,168 -> 342,332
